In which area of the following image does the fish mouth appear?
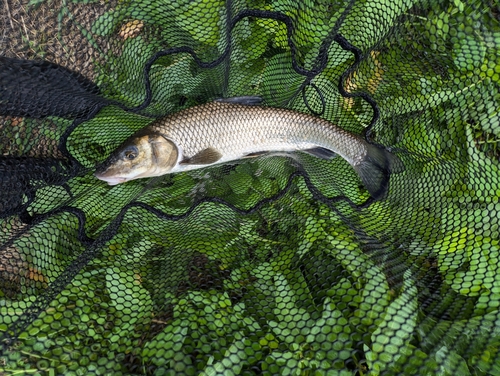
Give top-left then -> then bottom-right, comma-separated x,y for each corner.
94,172 -> 129,186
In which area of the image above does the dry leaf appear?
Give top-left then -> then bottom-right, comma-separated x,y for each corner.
28,267 -> 49,283
6,116 -> 23,127
342,50 -> 385,110
119,20 -> 144,40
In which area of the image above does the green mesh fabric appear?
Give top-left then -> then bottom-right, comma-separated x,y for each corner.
1,0 -> 500,374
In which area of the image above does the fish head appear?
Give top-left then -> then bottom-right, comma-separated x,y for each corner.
95,132 -> 178,185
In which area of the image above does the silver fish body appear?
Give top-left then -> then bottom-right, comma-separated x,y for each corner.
95,101 -> 403,199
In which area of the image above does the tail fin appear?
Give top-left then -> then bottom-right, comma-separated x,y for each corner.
353,145 -> 404,200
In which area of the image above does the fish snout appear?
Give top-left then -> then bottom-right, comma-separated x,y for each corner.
94,161 -> 125,185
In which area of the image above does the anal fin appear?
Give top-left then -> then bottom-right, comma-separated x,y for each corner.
180,147 -> 223,165
242,150 -> 270,158
244,148 -> 337,160
302,147 -> 337,160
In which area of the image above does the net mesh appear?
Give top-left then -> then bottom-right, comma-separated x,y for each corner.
1,0 -> 500,374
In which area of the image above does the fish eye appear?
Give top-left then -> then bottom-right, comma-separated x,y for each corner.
122,146 -> 138,160
125,151 -> 136,160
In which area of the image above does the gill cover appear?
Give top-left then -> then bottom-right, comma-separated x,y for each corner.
147,133 -> 179,174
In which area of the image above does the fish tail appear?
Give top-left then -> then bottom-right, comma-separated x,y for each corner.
353,144 -> 404,200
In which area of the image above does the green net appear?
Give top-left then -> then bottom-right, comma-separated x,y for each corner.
1,0 -> 500,374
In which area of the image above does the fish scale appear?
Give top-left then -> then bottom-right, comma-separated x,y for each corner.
148,102 -> 365,165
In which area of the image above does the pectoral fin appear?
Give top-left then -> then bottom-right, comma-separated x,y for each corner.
302,147 -> 337,160
214,96 -> 263,105
180,147 -> 223,165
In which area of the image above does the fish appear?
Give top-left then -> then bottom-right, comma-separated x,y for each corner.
95,97 -> 404,200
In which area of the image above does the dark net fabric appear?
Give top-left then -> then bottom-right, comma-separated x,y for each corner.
1,0 -> 500,374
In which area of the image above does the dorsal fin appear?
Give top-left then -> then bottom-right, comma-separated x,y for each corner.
214,96 -> 263,106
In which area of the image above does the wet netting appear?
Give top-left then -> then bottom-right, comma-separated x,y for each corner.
1,0 -> 500,374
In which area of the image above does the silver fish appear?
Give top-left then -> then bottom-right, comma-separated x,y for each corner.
95,98 -> 403,199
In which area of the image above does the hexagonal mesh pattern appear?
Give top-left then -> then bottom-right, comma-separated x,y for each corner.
1,0 -> 500,374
